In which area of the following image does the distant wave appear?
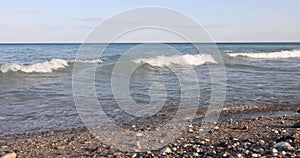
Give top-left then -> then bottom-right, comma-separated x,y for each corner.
0,58 -> 102,73
227,50 -> 300,59
133,54 -> 217,67
72,59 -> 102,64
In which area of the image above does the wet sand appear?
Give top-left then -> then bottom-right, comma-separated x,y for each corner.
0,105 -> 300,157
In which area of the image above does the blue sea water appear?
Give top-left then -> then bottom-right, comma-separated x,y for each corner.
0,43 -> 300,133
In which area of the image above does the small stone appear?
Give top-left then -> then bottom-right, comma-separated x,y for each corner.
183,143 -> 192,148
136,133 -> 142,137
171,147 -> 177,151
136,141 -> 141,148
27,139 -> 33,143
196,147 -> 202,153
258,140 -> 265,145
131,153 -> 137,158
188,128 -> 193,133
218,142 -> 228,147
237,153 -> 242,157
57,146 -> 65,150
2,153 -> 17,158
204,139 -> 210,142
161,147 -> 172,154
281,151 -> 286,155
272,148 -> 278,154
244,150 -> 250,155
277,134 -> 295,142
242,125 -> 248,130
113,152 -> 122,158
213,126 -> 219,130
251,153 -> 259,158
222,152 -> 229,157
273,141 -> 295,151
293,122 -> 300,128
193,152 -> 199,157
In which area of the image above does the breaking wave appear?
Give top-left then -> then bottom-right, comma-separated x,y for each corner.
133,54 -> 217,67
0,58 -> 102,73
227,50 -> 300,59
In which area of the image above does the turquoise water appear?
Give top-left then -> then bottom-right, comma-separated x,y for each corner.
0,43 -> 300,133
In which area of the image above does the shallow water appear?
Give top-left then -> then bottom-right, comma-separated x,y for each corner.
0,43 -> 300,134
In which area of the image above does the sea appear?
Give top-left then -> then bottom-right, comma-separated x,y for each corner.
0,43 -> 300,134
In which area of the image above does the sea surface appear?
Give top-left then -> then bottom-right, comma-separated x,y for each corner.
0,43 -> 300,134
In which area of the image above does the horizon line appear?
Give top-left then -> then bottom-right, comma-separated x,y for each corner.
1,41 -> 300,44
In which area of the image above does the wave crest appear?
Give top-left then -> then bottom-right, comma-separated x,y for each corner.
72,59 -> 102,64
133,54 -> 217,67
0,58 -> 102,73
227,50 -> 300,59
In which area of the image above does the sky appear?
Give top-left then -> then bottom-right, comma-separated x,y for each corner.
1,0 -> 300,43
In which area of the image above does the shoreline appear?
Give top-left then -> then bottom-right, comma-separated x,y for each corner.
0,106 -> 300,157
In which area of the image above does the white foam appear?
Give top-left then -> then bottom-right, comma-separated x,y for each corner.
133,54 -> 217,67
0,58 -> 102,73
0,59 -> 69,73
72,59 -> 102,64
227,50 -> 300,59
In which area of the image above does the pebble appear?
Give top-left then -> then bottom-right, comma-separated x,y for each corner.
171,147 -> 177,151
160,147 -> 172,154
258,140 -> 265,145
136,141 -> 141,148
193,152 -> 199,157
272,148 -> 278,154
277,134 -> 295,142
242,125 -> 248,130
273,141 -> 295,151
131,153 -> 137,158
2,153 -> 17,158
146,151 -> 152,155
293,122 -> 300,128
222,152 -> 229,157
27,139 -> 33,143
251,153 -> 259,158
245,150 -> 250,155
183,143 -> 192,148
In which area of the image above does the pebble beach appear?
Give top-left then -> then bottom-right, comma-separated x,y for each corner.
1,107 -> 299,158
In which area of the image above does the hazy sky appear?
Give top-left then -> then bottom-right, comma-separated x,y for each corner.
1,0 -> 300,43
